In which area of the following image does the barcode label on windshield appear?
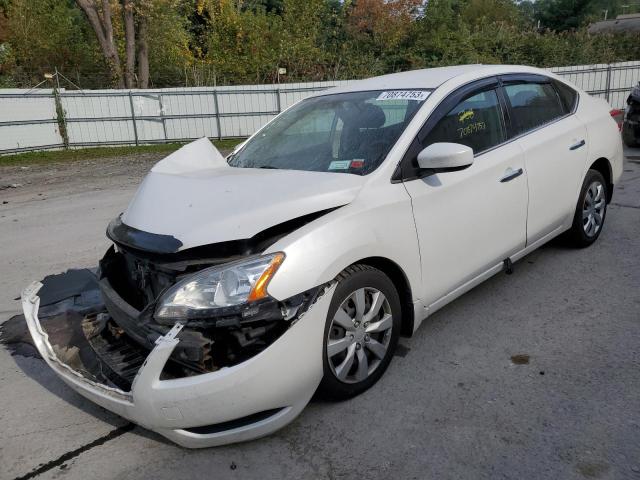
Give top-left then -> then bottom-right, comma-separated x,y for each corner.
376,90 -> 430,101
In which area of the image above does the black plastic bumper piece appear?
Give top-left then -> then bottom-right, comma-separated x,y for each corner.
183,408 -> 286,435
107,216 -> 183,254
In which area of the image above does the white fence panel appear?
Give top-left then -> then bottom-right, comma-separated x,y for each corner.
221,114 -> 275,138
62,92 -> 134,146
609,62 -> 640,109
0,123 -> 62,152
0,90 -> 61,152
166,116 -> 217,140
0,63 -> 638,154
551,60 -> 640,108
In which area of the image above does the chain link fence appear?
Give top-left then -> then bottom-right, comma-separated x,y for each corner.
1,62 -> 639,155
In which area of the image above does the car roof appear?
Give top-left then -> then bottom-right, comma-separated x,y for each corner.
318,64 -> 555,96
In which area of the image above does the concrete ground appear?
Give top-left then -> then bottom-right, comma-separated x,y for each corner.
0,148 -> 639,480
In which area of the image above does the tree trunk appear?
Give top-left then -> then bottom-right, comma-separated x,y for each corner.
137,16 -> 149,89
75,0 -> 124,88
122,0 -> 136,89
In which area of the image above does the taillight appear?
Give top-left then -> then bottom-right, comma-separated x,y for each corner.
610,109 -> 624,131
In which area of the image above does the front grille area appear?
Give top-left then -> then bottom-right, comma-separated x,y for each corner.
82,313 -> 189,390
26,263 -> 316,392
83,314 -> 149,390
97,244 -> 320,378
100,245 -> 178,311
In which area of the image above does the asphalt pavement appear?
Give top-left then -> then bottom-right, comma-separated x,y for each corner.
0,148 -> 639,480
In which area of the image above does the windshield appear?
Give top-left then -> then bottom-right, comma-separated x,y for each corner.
228,90 -> 430,175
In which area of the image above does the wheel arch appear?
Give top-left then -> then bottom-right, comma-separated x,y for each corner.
588,157 -> 614,203
350,256 -> 415,337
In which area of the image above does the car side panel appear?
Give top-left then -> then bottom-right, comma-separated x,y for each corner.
264,182 -> 422,311
517,114 -> 588,244
575,94 -> 624,187
404,141 -> 528,307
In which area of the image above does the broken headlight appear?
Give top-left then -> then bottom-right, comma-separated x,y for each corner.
155,253 -> 285,321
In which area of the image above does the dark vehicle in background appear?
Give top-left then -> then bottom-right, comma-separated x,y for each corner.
623,82 -> 640,147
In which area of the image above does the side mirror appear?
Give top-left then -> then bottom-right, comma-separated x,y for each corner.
417,142 -> 474,171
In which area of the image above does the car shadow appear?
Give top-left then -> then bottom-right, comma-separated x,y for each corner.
2,322 -> 123,427
1,311 -> 180,447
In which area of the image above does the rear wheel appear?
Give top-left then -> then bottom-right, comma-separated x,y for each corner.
318,265 -> 401,400
566,169 -> 608,248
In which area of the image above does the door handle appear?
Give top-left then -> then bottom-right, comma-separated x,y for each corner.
500,167 -> 523,183
569,139 -> 586,150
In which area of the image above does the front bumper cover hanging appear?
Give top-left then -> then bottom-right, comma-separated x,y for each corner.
22,280 -> 336,448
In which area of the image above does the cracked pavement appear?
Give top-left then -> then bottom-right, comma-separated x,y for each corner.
0,148 -> 639,480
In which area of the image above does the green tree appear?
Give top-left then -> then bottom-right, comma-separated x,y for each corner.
203,0 -> 284,84
534,0 -> 595,31
145,1 -> 191,87
1,0 -> 640,88
0,42 -> 16,87
5,0 -> 101,87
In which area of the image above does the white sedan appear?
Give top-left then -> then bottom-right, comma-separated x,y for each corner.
22,65 -> 623,448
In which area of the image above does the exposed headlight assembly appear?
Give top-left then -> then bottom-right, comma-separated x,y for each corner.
155,253 -> 285,321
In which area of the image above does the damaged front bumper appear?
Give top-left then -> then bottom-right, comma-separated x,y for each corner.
22,280 -> 335,448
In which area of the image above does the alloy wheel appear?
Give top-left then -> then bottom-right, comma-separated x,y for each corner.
326,287 -> 393,384
582,180 -> 605,237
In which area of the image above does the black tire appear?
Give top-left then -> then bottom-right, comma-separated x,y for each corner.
318,264 -> 401,400
566,169 -> 608,248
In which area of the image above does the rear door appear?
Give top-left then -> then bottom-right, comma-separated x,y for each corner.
500,75 -> 587,245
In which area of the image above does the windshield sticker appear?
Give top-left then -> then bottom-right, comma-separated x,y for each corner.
329,160 -> 351,170
376,90 -> 430,101
350,159 -> 365,169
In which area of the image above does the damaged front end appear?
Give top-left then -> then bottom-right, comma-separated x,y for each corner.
98,242 -> 317,390
20,219 -> 335,448
97,210 -> 335,389
19,137 -> 353,447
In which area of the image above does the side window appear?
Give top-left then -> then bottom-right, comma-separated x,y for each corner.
504,82 -> 565,135
552,80 -> 578,114
422,89 -> 506,154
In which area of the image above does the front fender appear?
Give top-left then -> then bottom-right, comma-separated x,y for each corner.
265,187 -> 421,304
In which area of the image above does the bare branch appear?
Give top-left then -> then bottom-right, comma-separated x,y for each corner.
75,0 -> 124,87
137,14 -> 149,89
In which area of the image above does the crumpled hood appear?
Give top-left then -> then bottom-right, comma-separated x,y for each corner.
120,138 -> 366,251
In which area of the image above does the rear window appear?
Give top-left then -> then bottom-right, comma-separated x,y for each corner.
504,82 -> 565,135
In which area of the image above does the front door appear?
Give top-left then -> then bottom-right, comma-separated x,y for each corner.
401,81 -> 528,308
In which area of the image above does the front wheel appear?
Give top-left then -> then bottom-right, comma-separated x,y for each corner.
318,265 -> 401,400
566,169 -> 608,248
